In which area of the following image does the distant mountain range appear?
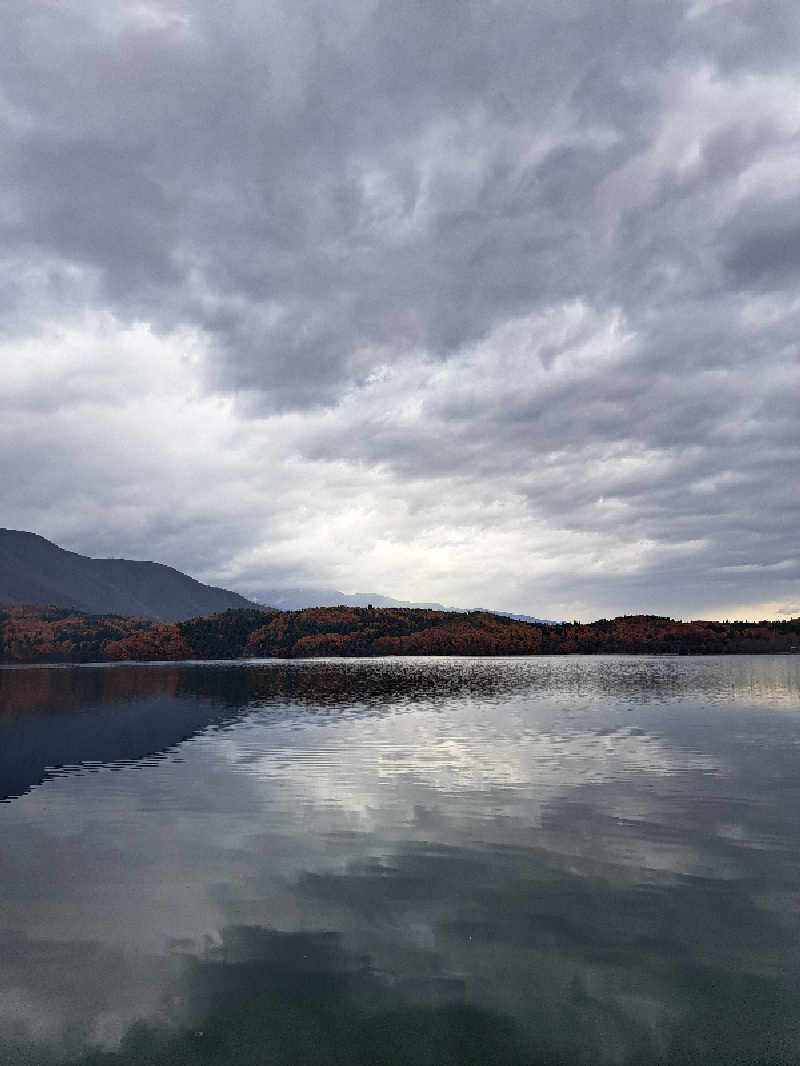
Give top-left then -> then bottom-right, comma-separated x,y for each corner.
249,586 -> 556,623
247,586 -> 452,612
0,529 -> 559,623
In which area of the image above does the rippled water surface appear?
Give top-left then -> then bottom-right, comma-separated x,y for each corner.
2,655 -> 800,1065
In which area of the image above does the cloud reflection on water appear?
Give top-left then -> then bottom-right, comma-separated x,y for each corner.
1,657 -> 799,1064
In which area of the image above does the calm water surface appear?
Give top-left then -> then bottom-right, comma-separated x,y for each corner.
1,655 -> 800,1065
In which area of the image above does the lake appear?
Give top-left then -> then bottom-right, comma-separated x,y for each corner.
1,655 -> 800,1065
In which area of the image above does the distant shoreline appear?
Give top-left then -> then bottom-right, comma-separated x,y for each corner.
2,605 -> 798,665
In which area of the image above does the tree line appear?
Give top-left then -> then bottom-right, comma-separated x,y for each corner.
2,605 -> 799,664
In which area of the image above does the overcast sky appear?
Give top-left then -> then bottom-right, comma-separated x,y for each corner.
2,0 -> 799,621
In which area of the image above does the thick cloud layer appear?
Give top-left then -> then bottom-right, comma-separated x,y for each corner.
1,0 -> 798,619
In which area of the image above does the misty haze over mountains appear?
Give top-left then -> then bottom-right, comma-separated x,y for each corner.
247,586 -> 451,612
0,530 -> 556,623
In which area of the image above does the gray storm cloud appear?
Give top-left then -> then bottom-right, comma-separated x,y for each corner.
1,0 -> 798,619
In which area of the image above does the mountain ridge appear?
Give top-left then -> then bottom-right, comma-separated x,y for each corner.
0,528 -> 260,622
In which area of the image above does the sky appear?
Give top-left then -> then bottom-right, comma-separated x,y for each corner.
1,0 -> 799,621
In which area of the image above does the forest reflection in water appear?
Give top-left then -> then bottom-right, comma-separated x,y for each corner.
1,655 -> 799,1065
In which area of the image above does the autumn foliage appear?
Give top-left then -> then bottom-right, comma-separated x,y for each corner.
0,605 -> 157,664
1,604 -> 799,665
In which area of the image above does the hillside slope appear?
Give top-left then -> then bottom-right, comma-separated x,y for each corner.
2,605 -> 798,664
0,529 -> 261,622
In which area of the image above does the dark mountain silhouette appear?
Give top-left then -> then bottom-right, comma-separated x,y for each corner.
0,529 -> 261,622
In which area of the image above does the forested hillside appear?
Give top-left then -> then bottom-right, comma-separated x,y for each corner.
0,605 -> 162,664
1,605 -> 798,664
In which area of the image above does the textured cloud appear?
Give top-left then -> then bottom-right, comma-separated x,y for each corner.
1,0 -> 798,618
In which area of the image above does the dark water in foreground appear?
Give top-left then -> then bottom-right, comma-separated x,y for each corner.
1,656 -> 800,1066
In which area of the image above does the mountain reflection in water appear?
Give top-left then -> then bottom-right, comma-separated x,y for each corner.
1,655 -> 799,1065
